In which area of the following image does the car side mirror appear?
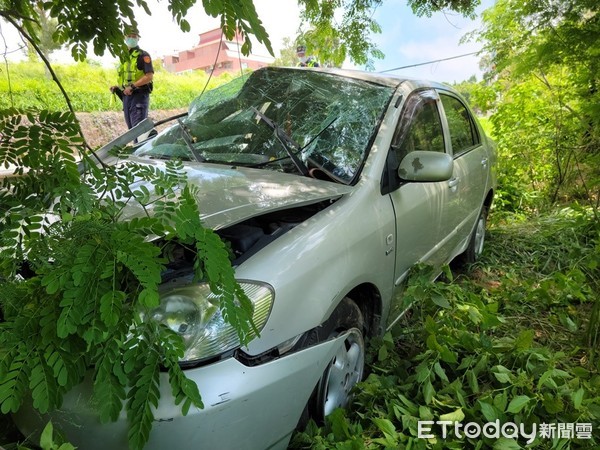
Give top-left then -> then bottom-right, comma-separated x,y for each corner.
397,150 -> 453,182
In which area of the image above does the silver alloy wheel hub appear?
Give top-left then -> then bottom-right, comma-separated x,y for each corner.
322,328 -> 365,417
474,214 -> 486,256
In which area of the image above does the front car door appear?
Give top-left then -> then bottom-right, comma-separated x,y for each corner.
383,88 -> 450,327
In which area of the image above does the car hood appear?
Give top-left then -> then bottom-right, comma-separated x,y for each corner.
121,158 -> 354,229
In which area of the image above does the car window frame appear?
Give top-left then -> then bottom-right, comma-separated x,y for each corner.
380,88 -> 448,195
437,90 -> 482,158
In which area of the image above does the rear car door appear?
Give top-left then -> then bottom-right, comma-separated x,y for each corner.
437,91 -> 489,260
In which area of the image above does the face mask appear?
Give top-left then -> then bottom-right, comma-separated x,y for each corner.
125,37 -> 138,48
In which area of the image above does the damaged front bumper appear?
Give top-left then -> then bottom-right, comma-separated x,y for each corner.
13,334 -> 346,450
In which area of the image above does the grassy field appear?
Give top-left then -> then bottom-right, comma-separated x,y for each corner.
0,61 -> 241,112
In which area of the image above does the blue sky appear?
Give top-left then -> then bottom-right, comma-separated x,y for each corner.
367,0 -> 494,82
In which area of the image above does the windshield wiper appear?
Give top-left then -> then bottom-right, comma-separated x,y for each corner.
250,116 -> 338,169
178,119 -> 205,163
250,106 -> 309,176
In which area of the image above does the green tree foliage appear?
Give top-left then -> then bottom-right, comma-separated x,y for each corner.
299,1 -> 385,69
298,0 -> 480,69
0,0 -> 273,62
451,76 -> 497,115
0,107 -> 257,449
25,3 -> 61,62
468,0 -> 600,214
272,36 -> 298,67
408,0 -> 479,18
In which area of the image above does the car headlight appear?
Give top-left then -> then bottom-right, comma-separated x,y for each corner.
145,281 -> 274,363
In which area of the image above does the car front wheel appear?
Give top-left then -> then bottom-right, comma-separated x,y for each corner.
310,298 -> 365,422
315,327 -> 365,418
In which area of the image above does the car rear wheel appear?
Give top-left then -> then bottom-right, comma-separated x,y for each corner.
310,298 -> 365,423
461,206 -> 488,264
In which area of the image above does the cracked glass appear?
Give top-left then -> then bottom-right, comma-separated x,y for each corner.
133,68 -> 395,184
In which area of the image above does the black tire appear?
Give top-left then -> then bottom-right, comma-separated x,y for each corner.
460,206 -> 488,265
308,297 -> 365,423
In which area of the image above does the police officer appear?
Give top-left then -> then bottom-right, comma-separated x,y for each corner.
110,27 -> 154,130
296,45 -> 319,67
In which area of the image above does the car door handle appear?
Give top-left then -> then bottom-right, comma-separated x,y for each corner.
448,177 -> 460,188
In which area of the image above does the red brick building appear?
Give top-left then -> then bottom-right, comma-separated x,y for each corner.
161,28 -> 274,75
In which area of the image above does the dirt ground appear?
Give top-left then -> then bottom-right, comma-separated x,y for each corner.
0,109 -> 187,179
76,108 -> 187,148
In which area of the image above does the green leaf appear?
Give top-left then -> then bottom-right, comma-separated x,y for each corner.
100,290 -> 125,328
416,363 -> 430,383
0,351 -> 31,414
328,408 -> 350,440
93,339 -> 127,423
440,346 -> 457,364
543,393 -> 564,414
56,296 -> 82,338
127,364 -> 160,450
493,438 -> 521,450
419,405 -> 434,421
431,294 -> 450,308
45,348 -> 69,388
138,288 -> 159,308
506,395 -> 530,414
493,365 -> 512,384
467,369 -> 479,394
571,367 -> 590,379
40,421 -> 54,450
537,370 -> 557,389
378,344 -> 388,361
30,356 -> 57,414
572,387 -> 584,410
57,444 -> 77,450
95,376 -> 126,423
513,329 -> 534,351
479,401 -> 499,422
433,362 -> 449,382
494,391 -> 508,412
423,380 -> 435,405
372,418 -> 397,439
439,408 -> 465,423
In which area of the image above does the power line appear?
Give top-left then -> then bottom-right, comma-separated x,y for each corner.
379,51 -> 480,73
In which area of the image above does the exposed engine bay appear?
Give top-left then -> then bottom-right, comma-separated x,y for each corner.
161,199 -> 335,282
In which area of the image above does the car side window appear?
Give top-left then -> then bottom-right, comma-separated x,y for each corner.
439,93 -> 480,156
391,91 -> 445,164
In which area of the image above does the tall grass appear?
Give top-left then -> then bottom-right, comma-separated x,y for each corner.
0,60 -> 240,112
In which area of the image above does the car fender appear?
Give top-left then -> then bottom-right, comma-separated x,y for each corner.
235,178 -> 397,355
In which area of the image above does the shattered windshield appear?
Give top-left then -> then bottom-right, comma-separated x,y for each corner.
133,68 -> 395,183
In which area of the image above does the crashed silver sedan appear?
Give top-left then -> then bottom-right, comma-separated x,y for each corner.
14,67 -> 496,449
